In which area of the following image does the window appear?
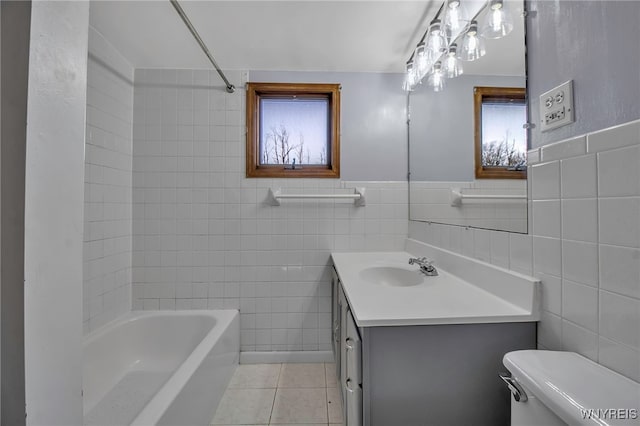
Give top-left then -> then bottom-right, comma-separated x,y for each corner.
246,82 -> 340,178
474,86 -> 527,179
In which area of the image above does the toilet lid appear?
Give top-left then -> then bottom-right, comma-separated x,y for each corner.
504,350 -> 640,426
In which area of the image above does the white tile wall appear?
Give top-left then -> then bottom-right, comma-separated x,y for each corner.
532,200 -> 560,238
83,28 -> 133,334
561,198 -> 597,242
562,280 -> 598,331
409,118 -> 640,381
409,180 -> 527,233
531,160 -> 560,200
560,154 -> 597,199
132,69 -> 407,352
539,272 -> 562,316
597,145 -> 640,197
540,136 -> 587,162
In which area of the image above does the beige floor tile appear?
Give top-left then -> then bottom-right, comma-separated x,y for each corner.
324,363 -> 338,388
326,386 -> 343,424
270,388 -> 328,424
227,364 -> 282,389
211,388 -> 275,425
278,363 -> 326,388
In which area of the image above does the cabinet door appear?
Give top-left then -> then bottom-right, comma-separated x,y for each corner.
344,309 -> 362,426
345,377 -> 363,426
345,311 -> 362,386
339,286 -> 349,420
332,268 -> 341,381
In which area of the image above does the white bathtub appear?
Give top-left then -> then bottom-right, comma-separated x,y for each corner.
83,310 -> 239,426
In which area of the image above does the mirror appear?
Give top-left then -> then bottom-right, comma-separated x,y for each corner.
408,0 -> 528,233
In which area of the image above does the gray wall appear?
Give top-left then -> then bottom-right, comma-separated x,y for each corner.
1,1 -> 30,424
250,71 -> 407,181
527,0 -> 640,148
409,74 -> 525,181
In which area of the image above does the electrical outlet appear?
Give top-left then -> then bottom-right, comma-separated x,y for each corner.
539,80 -> 574,132
545,106 -> 565,125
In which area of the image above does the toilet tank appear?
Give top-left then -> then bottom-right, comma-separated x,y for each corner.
503,350 -> 640,426
508,384 -> 567,426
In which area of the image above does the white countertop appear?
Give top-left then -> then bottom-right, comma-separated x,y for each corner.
331,250 -> 538,327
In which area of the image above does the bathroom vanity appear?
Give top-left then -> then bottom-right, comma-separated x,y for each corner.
331,239 -> 540,426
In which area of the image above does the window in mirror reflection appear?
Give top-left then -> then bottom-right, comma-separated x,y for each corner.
474,86 -> 526,179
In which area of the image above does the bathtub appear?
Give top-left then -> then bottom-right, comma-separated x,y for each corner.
83,310 -> 239,426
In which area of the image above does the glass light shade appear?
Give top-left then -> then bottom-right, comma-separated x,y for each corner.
458,21 -> 486,61
442,44 -> 463,78
403,60 -> 418,91
481,0 -> 514,39
443,0 -> 469,39
427,61 -> 446,92
425,19 -> 447,62
415,42 -> 430,78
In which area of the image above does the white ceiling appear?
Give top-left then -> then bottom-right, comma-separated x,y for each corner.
89,0 -> 525,75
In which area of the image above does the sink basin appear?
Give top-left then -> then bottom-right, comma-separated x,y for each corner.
359,266 -> 424,287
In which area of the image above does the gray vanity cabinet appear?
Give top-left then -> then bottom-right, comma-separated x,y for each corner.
332,266 -> 536,426
332,268 -> 363,426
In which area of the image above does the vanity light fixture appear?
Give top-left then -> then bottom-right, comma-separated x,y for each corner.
425,19 -> 447,62
459,21 -> 486,61
443,0 -> 469,37
427,61 -> 446,92
415,41 -> 429,78
403,0 -> 515,92
481,0 -> 514,39
402,59 -> 418,92
442,44 -> 464,78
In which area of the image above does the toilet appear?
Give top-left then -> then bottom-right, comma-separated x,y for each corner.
502,350 -> 640,426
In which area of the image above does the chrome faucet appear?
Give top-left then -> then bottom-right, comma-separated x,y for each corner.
408,257 -> 438,276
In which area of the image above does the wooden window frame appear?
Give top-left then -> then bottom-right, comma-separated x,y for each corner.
246,82 -> 340,178
474,86 -> 527,180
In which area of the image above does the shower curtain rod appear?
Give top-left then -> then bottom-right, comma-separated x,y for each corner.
169,0 -> 236,93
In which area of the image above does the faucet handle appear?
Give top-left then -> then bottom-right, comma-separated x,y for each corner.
409,257 -> 439,275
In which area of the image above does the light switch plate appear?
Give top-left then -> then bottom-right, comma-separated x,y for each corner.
539,80 -> 574,132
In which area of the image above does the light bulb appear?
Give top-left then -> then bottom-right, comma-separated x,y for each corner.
403,60 -> 418,91
427,61 -> 446,92
425,19 -> 447,63
442,44 -> 463,78
458,21 -> 486,61
481,0 -> 513,39
443,0 -> 469,39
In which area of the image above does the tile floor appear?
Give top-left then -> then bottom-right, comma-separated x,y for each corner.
211,363 -> 343,426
